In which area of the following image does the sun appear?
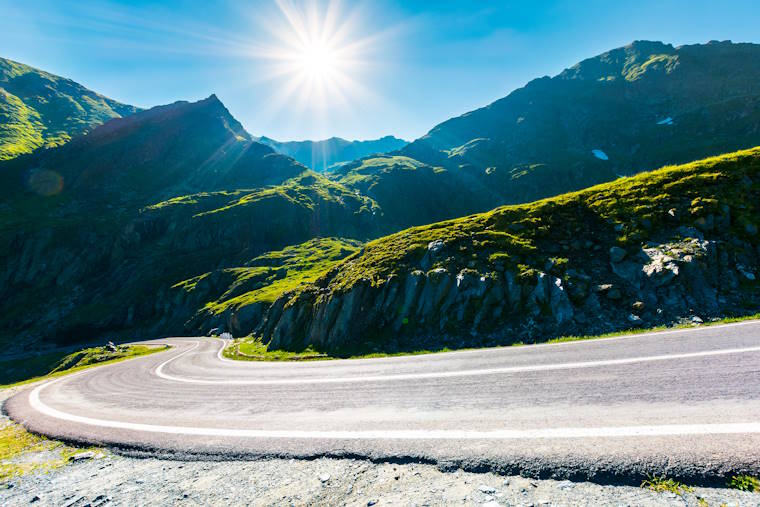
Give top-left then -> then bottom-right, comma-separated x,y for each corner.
298,40 -> 337,79
247,0 -> 379,114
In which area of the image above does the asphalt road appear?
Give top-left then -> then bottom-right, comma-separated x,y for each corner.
6,321 -> 760,484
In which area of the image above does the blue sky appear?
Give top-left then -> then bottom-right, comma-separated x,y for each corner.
2,0 -> 759,141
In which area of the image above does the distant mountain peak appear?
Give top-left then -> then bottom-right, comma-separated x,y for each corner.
257,135 -> 408,171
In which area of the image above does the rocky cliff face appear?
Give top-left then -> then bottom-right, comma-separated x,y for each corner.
0,99 -> 381,352
255,148 -> 760,354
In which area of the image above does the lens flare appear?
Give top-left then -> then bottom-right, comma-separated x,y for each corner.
27,169 -> 64,196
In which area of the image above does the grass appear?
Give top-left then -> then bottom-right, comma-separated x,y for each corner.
313,147 -> 760,293
223,314 -> 760,362
177,238 -> 362,317
0,423 -> 100,483
641,475 -> 694,495
0,56 -> 139,160
0,344 -> 169,388
727,475 -> 760,492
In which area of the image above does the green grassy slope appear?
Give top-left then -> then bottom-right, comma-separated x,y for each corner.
0,97 -> 382,353
0,57 -> 139,159
258,147 -> 760,354
174,238 -> 362,335
332,41 -> 760,231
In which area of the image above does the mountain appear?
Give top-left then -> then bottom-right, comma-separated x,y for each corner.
257,135 -> 407,171
0,96 -> 380,352
336,41 -> 760,230
0,57 -> 139,160
256,147 -> 760,355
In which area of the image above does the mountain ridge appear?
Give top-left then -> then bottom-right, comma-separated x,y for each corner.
257,134 -> 408,171
0,57 -> 140,160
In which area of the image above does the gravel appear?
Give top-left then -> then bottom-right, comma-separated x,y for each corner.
3,454 -> 760,506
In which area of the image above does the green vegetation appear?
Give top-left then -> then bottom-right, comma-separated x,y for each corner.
0,57 -> 139,159
307,148 -> 760,293
641,475 -> 694,495
727,475 -> 760,492
0,423 -> 100,482
224,337 -> 328,361
225,313 -> 760,362
255,146 -> 760,354
0,344 -> 168,387
178,237 -> 361,318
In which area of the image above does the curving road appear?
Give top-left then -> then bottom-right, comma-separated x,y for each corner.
6,321 -> 760,483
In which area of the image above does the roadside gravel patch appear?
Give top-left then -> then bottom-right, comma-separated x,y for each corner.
3,453 -> 759,506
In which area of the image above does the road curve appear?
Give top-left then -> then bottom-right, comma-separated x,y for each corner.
5,321 -> 760,484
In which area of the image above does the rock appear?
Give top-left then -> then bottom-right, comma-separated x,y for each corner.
427,239 -> 445,253
595,283 -> 613,293
105,341 -> 117,352
478,485 -> 496,494
627,314 -> 642,325
69,451 -> 96,462
367,500 -> 378,506
691,315 -> 704,324
632,301 -> 645,312
482,502 -> 500,507
557,480 -> 575,490
609,246 -> 627,263
319,473 -> 331,483
642,248 -> 679,287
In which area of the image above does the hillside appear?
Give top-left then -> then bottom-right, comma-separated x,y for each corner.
0,97 -> 381,352
0,57 -> 139,160
257,135 -> 407,171
335,41 -> 760,230
255,148 -> 760,355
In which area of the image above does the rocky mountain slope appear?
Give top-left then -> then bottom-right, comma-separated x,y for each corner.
334,41 -> 760,230
0,97 -> 380,352
257,135 -> 407,172
0,57 -> 139,160
256,148 -> 760,355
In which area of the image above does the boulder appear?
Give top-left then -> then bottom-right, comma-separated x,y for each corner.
609,246 -> 627,263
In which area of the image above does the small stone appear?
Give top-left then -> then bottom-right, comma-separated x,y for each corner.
609,246 -> 627,263
482,502 -> 500,507
627,314 -> 642,325
478,485 -> 497,494
367,500 -> 378,506
632,301 -> 645,312
557,480 -> 575,490
69,451 -> 96,462
691,316 -> 704,324
30,496 -> 41,503
319,473 -> 331,483
105,341 -> 117,352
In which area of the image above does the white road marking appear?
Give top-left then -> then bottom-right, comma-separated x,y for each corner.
216,319 -> 760,364
25,379 -> 760,439
154,341 -> 760,385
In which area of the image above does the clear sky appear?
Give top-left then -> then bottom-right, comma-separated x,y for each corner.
2,0 -> 759,142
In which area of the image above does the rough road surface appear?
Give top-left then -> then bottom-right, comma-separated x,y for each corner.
5,321 -> 760,484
